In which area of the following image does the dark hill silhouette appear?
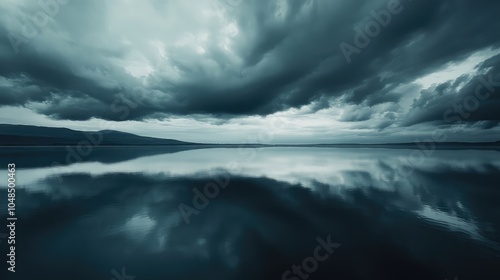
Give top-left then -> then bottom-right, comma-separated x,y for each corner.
0,124 -> 196,146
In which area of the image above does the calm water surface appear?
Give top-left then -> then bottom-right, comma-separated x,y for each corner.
0,147 -> 499,279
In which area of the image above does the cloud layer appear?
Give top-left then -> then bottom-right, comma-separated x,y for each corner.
1,0 -> 500,142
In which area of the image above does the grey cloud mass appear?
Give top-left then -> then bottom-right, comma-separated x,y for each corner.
0,0 -> 500,142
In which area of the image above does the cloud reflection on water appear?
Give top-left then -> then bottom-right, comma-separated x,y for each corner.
0,147 -> 499,279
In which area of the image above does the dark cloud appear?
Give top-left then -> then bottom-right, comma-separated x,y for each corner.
340,106 -> 373,122
403,54 -> 500,127
0,0 -> 499,133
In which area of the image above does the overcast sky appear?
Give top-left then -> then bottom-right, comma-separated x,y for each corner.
1,0 -> 499,144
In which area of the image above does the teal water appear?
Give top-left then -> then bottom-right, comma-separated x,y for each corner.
0,147 -> 499,279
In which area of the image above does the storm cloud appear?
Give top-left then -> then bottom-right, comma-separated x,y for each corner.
1,0 -> 499,142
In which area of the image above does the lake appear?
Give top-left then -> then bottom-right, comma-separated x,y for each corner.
0,147 -> 499,279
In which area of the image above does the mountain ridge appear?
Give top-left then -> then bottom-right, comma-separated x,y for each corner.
0,124 -> 196,146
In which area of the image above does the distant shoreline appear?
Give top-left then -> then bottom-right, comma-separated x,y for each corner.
1,124 -> 499,149
0,143 -> 499,150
